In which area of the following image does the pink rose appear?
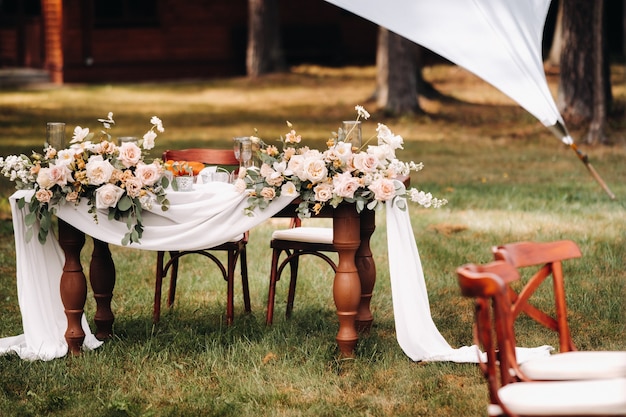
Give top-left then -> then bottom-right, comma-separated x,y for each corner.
368,178 -> 397,201
353,152 -> 380,173
313,182 -> 333,202
35,189 -> 53,203
124,176 -> 143,198
260,187 -> 276,201
332,171 -> 360,199
118,142 -> 142,168
134,162 -> 161,186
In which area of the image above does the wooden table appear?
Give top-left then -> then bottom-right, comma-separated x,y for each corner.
58,201 -> 378,358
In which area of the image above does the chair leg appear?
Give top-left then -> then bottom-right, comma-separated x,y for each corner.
167,251 -> 180,308
225,249 -> 237,325
154,251 -> 165,323
240,246 -> 251,313
285,253 -> 300,318
266,248 -> 282,325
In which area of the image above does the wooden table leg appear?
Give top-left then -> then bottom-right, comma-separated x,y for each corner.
355,208 -> 376,333
332,204 -> 362,357
58,220 -> 87,355
89,239 -> 115,340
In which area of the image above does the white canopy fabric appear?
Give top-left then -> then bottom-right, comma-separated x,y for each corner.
324,0 -> 573,145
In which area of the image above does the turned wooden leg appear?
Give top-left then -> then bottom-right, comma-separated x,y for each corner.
332,204 -> 361,357
89,239 -> 115,340
58,220 -> 87,355
355,208 -> 376,333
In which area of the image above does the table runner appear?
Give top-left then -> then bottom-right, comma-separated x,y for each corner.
0,182 -> 551,362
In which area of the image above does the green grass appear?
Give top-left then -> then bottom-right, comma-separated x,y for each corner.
0,65 -> 624,416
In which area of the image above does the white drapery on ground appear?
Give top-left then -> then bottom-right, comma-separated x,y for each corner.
1,182 -> 550,362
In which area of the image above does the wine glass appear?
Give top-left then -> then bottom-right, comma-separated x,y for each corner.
233,137 -> 242,162
239,137 -> 252,168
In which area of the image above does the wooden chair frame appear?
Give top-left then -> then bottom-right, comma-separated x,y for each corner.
492,240 -> 582,353
153,148 -> 250,325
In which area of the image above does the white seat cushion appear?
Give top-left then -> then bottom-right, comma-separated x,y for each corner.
520,351 -> 626,380
271,227 -> 334,244
498,377 -> 626,415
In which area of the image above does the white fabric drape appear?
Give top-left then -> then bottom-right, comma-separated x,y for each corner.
323,0 -> 573,144
1,183 -> 550,362
386,203 -> 552,363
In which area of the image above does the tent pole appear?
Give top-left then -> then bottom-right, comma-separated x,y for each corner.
547,122 -> 616,200
568,143 -> 616,200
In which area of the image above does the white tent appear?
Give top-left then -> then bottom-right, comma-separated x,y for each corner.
325,0 -> 568,140
324,0 -> 615,198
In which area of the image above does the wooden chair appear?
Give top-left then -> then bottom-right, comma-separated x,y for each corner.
492,240 -> 626,381
153,148 -> 250,325
265,217 -> 337,325
457,261 -> 626,417
491,240 -> 582,352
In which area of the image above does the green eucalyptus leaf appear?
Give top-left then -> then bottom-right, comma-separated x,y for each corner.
117,195 -> 132,211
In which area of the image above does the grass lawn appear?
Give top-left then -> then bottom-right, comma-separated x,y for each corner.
0,64 -> 624,417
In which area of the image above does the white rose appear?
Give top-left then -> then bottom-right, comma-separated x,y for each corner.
287,155 -> 306,179
85,155 -> 114,185
36,167 -> 54,189
95,183 -> 125,209
302,157 -> 328,183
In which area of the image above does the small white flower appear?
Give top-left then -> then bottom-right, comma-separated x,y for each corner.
71,126 -> 90,143
150,116 -> 165,133
281,181 -> 298,197
98,112 -> 115,129
355,105 -> 370,120
142,130 -> 157,150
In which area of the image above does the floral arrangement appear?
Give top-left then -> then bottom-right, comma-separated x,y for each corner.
0,113 -> 169,245
235,105 -> 447,218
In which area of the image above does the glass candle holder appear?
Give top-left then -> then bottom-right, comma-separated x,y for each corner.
46,122 -> 66,149
340,121 -> 362,148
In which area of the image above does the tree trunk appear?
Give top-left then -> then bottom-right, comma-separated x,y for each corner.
586,0 -> 609,145
558,0 -> 611,145
375,27 -> 421,116
246,0 -> 285,78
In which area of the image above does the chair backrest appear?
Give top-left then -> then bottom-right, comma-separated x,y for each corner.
456,261 -> 523,408
162,148 -> 239,167
492,240 -> 582,352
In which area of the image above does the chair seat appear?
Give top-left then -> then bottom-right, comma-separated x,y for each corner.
271,227 -> 333,244
498,377 -> 626,415
520,351 -> 626,380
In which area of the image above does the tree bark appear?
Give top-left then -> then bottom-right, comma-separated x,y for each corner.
246,0 -> 285,78
557,0 -> 612,145
586,0 -> 608,145
375,27 -> 421,116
